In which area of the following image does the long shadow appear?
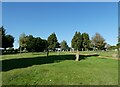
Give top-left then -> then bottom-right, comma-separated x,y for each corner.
1,55 -> 75,71
1,54 -> 99,72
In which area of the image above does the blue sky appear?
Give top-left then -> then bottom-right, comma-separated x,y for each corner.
2,2 -> 118,48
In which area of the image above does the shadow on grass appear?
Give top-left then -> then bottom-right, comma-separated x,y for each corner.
1,54 -> 99,71
80,54 -> 99,60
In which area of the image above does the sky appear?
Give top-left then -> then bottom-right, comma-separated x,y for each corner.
2,2 -> 118,48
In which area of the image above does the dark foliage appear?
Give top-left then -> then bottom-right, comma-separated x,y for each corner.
0,26 -> 14,48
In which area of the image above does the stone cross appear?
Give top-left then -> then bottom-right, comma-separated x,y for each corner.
75,49 -> 79,61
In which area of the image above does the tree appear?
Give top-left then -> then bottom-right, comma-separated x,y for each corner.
25,35 -> 35,52
47,33 -> 58,50
71,32 -> 82,51
108,45 -> 117,50
105,44 -> 111,50
81,33 -> 90,51
91,33 -> 106,50
118,27 -> 120,50
0,27 -> 3,48
19,33 -> 27,52
25,35 -> 48,52
34,37 -> 48,52
61,40 -> 68,51
5,35 -> 14,48
0,26 -> 14,49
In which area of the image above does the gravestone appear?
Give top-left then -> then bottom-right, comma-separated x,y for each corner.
75,50 -> 79,61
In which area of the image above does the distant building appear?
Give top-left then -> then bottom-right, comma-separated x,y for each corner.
55,48 -> 61,51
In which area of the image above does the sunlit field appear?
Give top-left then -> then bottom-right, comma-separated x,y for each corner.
1,51 -> 118,85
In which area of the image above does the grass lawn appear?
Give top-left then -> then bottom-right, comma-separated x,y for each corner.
1,51 -> 118,85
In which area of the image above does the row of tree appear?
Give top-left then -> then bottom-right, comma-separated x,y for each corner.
19,31 -> 107,52
19,32 -> 69,52
0,26 -> 118,52
47,33 -> 69,51
0,26 -> 69,52
71,32 -> 106,51
19,33 -> 48,52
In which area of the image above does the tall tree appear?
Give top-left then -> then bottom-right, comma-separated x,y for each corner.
71,32 -> 82,51
34,37 -> 48,52
0,26 -> 14,49
91,33 -> 106,50
105,44 -> 111,50
25,35 -> 35,52
81,33 -> 90,51
47,33 -> 58,50
61,40 -> 68,51
0,26 -> 6,37
118,27 -> 120,50
0,27 -> 3,48
19,33 -> 27,51
25,35 -> 48,52
5,35 -> 14,48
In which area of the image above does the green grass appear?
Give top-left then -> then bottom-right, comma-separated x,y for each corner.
1,51 -> 118,85
79,51 -> 118,57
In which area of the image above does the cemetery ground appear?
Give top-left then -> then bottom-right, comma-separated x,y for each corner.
1,51 -> 119,85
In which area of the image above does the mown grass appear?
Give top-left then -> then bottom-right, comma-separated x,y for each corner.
1,51 -> 118,85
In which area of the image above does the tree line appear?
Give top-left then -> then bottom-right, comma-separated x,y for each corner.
19,33 -> 48,52
71,31 -> 106,51
0,26 -> 119,53
19,32 -> 69,52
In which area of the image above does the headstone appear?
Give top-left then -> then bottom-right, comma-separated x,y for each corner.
75,51 -> 79,61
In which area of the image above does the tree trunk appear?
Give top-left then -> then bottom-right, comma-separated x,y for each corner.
47,51 -> 49,57
20,46 -> 22,54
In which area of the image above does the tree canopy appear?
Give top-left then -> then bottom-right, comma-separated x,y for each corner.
0,26 -> 14,49
61,40 -> 68,51
1,26 -> 111,52
81,33 -> 90,51
19,34 -> 48,52
47,33 -> 59,50
71,32 -> 82,51
91,33 -> 106,50
19,33 -> 27,50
